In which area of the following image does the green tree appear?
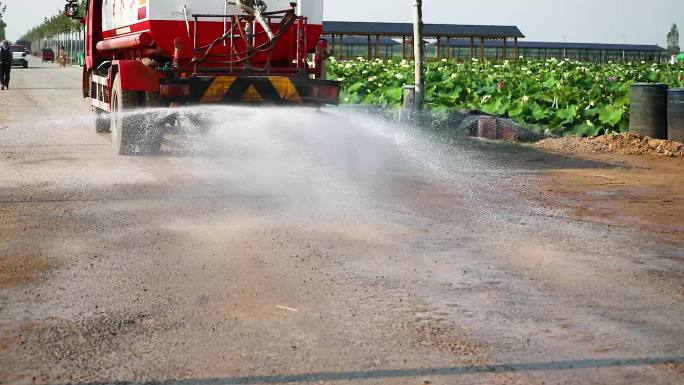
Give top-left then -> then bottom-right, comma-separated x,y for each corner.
19,5 -> 84,44
667,23 -> 680,54
0,1 -> 7,41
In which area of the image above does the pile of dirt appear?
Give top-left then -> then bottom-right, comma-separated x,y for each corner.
536,133 -> 684,157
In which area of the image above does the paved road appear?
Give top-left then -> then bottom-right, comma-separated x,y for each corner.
1,58 -> 683,385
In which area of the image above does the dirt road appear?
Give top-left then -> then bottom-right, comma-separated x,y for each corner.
1,59 -> 683,385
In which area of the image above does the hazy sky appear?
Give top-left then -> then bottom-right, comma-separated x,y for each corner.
3,0 -> 682,46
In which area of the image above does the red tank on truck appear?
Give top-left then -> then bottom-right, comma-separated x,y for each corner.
64,0 -> 339,155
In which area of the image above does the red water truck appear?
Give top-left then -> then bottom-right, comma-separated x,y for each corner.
65,0 -> 339,155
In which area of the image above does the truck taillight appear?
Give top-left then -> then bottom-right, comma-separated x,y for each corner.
310,84 -> 340,104
160,84 -> 191,98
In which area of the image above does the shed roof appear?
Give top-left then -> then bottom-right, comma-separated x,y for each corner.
322,21 -> 525,39
433,39 -> 667,52
321,36 -> 400,46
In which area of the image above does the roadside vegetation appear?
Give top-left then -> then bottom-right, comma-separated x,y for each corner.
0,1 -> 7,41
329,57 -> 684,136
18,0 -> 85,42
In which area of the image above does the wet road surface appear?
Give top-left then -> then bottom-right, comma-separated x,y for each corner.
1,58 -> 683,385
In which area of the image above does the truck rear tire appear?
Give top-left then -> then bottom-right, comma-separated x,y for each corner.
110,74 -> 162,155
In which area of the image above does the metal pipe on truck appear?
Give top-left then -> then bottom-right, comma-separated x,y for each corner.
95,32 -> 155,52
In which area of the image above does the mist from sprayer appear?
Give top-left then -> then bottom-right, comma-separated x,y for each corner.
0,103 -> 494,219
138,105 -> 487,218
1,104 -> 494,220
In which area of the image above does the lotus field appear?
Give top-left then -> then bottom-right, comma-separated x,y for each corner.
328,57 -> 684,136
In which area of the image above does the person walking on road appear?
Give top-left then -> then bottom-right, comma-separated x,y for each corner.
59,46 -> 67,68
0,40 -> 12,90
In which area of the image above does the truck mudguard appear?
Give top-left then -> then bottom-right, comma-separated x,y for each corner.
113,60 -> 162,92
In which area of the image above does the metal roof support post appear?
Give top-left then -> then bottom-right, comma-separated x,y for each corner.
331,34 -> 336,57
375,35 -> 380,59
402,35 -> 407,59
446,37 -> 451,58
367,35 -> 372,59
480,37 -> 485,60
503,38 -> 507,60
470,37 -> 475,59
436,36 -> 441,60
514,37 -> 519,59
339,34 -> 344,60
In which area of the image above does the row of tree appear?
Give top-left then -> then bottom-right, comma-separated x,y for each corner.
668,24 -> 680,54
5,3 -> 682,56
19,0 -> 85,43
0,1 -> 7,41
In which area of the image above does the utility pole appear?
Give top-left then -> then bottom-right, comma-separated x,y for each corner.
413,0 -> 424,111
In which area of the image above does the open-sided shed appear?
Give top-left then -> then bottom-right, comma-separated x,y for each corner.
431,39 -> 669,62
320,36 -> 400,58
322,21 -> 525,60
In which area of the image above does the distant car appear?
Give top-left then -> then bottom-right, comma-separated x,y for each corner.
10,45 -> 28,68
41,48 -> 55,63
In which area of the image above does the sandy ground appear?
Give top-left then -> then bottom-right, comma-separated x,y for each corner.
1,58 -> 683,385
533,153 -> 684,248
